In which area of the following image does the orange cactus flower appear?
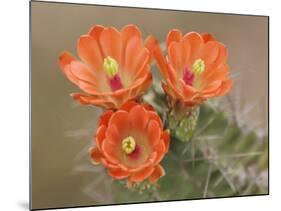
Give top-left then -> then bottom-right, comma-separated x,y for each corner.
58,25 -> 155,109
89,101 -> 170,185
152,30 -> 233,107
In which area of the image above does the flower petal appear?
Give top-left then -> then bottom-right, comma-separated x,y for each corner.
162,80 -> 182,99
217,79 -> 233,96
98,110 -> 114,126
70,61 -> 97,86
148,165 -> 165,184
88,25 -> 104,41
133,48 -> 150,79
201,32 -> 216,43
166,63 -> 178,84
179,79 -> 198,97
214,43 -> 228,67
147,120 -> 161,147
144,35 -> 158,62
153,40 -> 169,79
201,80 -> 222,95
88,25 -> 105,57
121,24 -> 142,66
108,110 -> 130,137
183,32 -> 204,62
142,103 -> 154,111
123,35 -> 143,74
154,140 -> 166,164
124,151 -> 156,173
106,124 -> 122,145
77,35 -> 103,71
58,51 -> 79,84
108,168 -> 130,179
120,100 -> 139,112
95,125 -> 107,151
200,41 -> 220,64
129,105 -> 149,131
89,147 -> 103,164
59,51 -> 75,70
202,64 -> 229,83
101,158 -> 119,170
166,29 -> 183,47
102,139 -> 120,164
108,110 -> 129,127
161,130 -> 170,153
147,111 -> 163,129
130,166 -> 155,183
71,93 -> 116,108
76,81 -> 99,96
168,41 -> 184,76
99,27 -> 122,63
124,71 -> 152,101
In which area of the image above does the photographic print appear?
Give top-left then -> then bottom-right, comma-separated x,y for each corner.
30,1 -> 269,210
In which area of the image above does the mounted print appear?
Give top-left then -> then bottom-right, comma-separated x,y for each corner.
30,1 -> 269,210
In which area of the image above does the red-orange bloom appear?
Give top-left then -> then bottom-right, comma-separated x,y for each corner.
89,101 -> 170,185
58,25 -> 155,109
152,30 -> 233,106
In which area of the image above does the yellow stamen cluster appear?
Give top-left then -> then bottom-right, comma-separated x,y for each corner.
192,59 -> 205,75
122,136 -> 136,154
103,56 -> 119,77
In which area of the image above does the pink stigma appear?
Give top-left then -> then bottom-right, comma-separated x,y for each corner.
128,145 -> 141,160
183,67 -> 194,86
109,74 -> 123,91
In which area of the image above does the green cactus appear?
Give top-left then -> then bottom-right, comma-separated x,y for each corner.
78,71 -> 268,204
108,103 -> 268,203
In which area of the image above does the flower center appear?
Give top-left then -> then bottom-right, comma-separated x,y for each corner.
122,136 -> 136,154
103,56 -> 123,91
192,58 -> 205,75
183,59 -> 205,86
109,74 -> 123,91
103,56 -> 119,77
183,68 -> 194,86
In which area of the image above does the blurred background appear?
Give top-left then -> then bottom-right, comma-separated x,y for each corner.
31,1 -> 268,209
